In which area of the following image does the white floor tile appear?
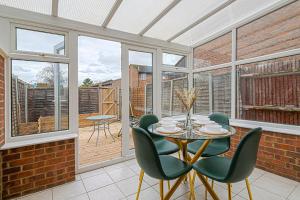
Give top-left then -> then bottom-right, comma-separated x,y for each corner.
127,163 -> 141,174
116,175 -> 150,196
107,166 -> 135,182
82,173 -> 113,192
255,174 -> 297,198
80,168 -> 105,179
52,181 -> 86,200
67,193 -> 89,200
143,174 -> 160,186
18,189 -> 52,200
239,185 -> 285,200
104,162 -> 127,173
88,184 -> 125,200
288,183 -> 300,200
127,187 -> 160,200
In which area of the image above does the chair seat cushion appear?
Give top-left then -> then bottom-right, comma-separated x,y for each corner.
193,156 -> 230,182
154,139 -> 179,155
187,139 -> 229,157
160,155 -> 192,180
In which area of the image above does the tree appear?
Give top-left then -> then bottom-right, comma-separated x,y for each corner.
81,78 -> 94,87
36,65 -> 67,87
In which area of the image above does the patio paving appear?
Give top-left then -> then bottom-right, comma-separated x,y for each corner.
79,122 -> 134,166
14,158 -> 299,200
79,122 -> 122,166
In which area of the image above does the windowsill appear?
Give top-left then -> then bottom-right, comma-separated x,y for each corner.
230,119 -> 300,136
0,133 -> 78,150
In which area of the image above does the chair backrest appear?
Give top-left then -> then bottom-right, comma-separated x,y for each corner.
139,114 -> 159,134
132,127 -> 165,179
225,127 -> 262,183
209,113 -> 229,126
209,113 -> 230,146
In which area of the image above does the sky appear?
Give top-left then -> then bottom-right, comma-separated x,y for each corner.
13,30 -> 184,86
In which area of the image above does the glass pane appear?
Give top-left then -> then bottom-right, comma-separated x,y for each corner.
193,33 -> 232,68
145,0 -> 227,40
16,28 -> 65,55
129,50 -> 153,149
108,0 -> 173,34
237,1 -> 300,60
11,60 -> 69,137
78,36 -> 122,165
174,0 -> 279,46
193,67 -> 231,116
237,55 -> 300,125
163,53 -> 186,67
58,0 -> 117,26
0,0 -> 52,15
161,72 -> 188,117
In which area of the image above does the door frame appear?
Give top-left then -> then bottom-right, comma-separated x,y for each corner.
121,44 -> 158,156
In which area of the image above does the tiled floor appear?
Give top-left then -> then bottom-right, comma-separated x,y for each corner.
15,158 -> 299,200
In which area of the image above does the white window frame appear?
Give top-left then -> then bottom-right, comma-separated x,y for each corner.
192,27 -> 300,136
4,23 -> 76,146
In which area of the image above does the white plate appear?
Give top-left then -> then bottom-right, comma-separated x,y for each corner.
159,120 -> 178,125
156,127 -> 182,134
198,127 -> 229,135
194,120 -> 215,125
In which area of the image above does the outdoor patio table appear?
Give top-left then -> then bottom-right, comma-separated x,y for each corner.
86,115 -> 116,146
148,123 -> 236,200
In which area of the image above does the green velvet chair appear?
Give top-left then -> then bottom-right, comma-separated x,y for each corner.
193,127 -> 262,200
187,113 -> 230,157
132,127 -> 192,200
137,114 -> 180,197
139,114 -> 180,155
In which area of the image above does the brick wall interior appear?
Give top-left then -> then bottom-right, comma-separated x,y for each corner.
2,139 -> 75,199
226,127 -> 300,182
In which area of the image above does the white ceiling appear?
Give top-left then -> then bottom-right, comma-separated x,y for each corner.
0,0 -> 282,47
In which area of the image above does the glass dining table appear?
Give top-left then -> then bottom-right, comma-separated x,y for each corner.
148,122 -> 236,200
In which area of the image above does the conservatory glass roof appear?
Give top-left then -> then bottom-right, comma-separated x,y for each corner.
0,0 -> 282,46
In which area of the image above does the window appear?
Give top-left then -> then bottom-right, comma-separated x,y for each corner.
16,28 -> 65,55
237,1 -> 300,60
161,72 -> 188,117
236,55 -> 300,126
162,53 -> 186,67
193,32 -> 232,68
11,60 -> 69,137
193,67 -> 231,116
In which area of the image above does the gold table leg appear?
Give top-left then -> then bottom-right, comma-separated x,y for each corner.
196,172 -> 220,200
164,175 -> 187,200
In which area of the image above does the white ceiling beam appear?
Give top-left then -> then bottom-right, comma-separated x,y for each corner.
102,0 -> 123,28
52,0 -> 59,17
167,0 -> 237,42
139,0 -> 181,36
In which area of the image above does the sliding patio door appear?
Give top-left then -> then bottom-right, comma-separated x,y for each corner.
121,45 -> 156,156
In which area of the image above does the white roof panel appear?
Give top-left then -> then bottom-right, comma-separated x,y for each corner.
145,0 -> 227,40
173,0 -> 281,46
108,0 -> 173,34
0,0 -> 51,15
58,0 -> 117,26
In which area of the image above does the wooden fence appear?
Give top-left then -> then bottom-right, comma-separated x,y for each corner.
237,56 -> 300,125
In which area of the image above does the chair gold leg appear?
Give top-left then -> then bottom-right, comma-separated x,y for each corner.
245,178 -> 253,200
212,180 -> 214,189
167,180 -> 171,190
136,170 -> 144,200
164,175 -> 186,200
188,172 -> 195,200
196,173 -> 220,200
227,183 -> 232,200
160,180 -> 164,200
205,176 -> 208,200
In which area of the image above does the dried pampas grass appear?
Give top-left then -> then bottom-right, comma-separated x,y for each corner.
175,88 -> 199,112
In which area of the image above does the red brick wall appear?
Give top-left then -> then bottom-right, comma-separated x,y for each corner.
226,127 -> 300,182
0,55 -> 4,146
2,139 -> 75,199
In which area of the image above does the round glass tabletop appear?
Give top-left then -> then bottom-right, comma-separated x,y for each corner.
148,123 -> 236,141
86,115 -> 115,121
